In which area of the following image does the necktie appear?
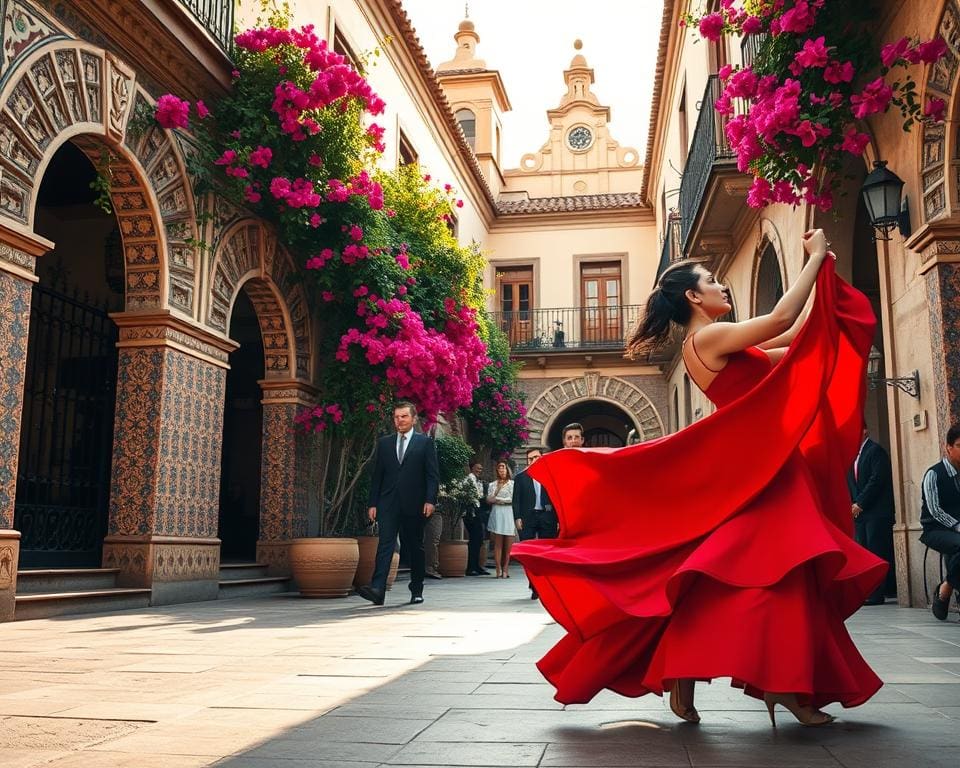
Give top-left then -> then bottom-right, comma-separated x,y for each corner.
398,433 -> 407,463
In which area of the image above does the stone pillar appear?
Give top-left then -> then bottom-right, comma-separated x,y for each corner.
102,312 -> 237,605
0,225 -> 53,621
256,381 -> 318,575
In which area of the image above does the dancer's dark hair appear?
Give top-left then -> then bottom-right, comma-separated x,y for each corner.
626,260 -> 703,358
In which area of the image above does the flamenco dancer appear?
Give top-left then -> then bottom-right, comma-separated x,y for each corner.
512,229 -> 887,727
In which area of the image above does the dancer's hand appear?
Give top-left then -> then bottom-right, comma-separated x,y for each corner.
802,229 -> 828,260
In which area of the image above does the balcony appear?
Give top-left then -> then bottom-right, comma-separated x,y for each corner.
655,213 -> 683,281
491,305 -> 643,354
675,75 -> 752,262
178,0 -> 235,52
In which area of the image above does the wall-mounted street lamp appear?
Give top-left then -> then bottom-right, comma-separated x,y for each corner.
861,160 -> 912,241
867,345 -> 920,398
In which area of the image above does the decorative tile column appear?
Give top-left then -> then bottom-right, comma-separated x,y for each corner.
256,381 -> 318,575
102,312 -> 237,605
0,224 -> 52,621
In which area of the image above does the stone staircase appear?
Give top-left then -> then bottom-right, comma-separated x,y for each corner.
218,562 -> 291,599
14,568 -> 151,621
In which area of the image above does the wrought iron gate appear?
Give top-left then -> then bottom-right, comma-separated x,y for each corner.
14,284 -> 118,568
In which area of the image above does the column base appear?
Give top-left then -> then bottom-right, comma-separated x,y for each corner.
0,530 -> 20,622
257,539 -> 292,576
103,535 -> 220,605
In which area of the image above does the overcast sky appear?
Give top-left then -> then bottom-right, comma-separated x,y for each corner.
401,0 -> 665,169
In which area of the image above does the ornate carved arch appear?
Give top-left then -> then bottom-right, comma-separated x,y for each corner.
209,220 -> 312,380
0,40 -> 199,312
525,373 -> 665,444
920,0 -> 960,222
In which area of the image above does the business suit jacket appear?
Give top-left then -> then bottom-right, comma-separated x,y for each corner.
367,430 -> 439,517
512,469 -> 556,531
846,438 -> 895,519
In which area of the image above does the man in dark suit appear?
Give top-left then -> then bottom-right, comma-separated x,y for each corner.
358,401 -> 439,606
847,427 -> 896,605
513,446 -> 556,600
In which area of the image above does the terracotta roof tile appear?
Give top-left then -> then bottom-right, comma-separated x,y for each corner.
436,67 -> 489,76
496,193 -> 645,215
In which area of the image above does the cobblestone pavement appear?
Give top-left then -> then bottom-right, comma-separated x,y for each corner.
1,570 -> 959,768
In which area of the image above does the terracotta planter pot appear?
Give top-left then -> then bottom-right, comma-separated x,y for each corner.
289,537 -> 359,598
438,540 -> 468,577
355,535 -> 400,590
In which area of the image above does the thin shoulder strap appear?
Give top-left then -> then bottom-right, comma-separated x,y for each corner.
686,332 -> 723,373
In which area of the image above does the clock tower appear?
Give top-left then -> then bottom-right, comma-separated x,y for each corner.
436,17 -> 512,197
504,40 -> 641,199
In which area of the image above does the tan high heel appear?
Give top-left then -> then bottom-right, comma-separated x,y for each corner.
763,693 -> 835,727
669,679 -> 700,724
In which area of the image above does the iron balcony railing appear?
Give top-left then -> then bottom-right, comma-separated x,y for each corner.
656,213 -> 684,280
740,32 -> 768,70
178,0 -> 235,51
491,305 -> 643,353
677,75 -> 738,254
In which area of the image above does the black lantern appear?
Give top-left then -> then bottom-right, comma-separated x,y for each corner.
861,160 -> 911,241
867,345 -> 920,398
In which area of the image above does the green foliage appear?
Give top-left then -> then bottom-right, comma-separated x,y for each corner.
435,434 -> 474,487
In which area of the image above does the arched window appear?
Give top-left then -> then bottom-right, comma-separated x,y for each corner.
754,242 -> 784,316
455,108 -> 476,150
683,374 -> 692,427
672,386 -> 680,432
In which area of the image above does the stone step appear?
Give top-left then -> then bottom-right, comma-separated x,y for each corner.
15,568 -> 120,595
14,588 -> 152,622
218,562 -> 270,581
218,576 -> 291,600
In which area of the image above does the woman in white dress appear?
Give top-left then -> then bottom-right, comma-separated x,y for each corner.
486,461 -> 516,578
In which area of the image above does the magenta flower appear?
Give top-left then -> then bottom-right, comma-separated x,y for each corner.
823,60 -> 855,84
924,97 -> 947,123
249,146 -> 273,168
880,37 -> 910,67
155,94 -> 190,130
795,36 -> 829,69
840,128 -> 871,155
698,12 -> 724,41
916,37 -> 948,63
196,100 -> 210,119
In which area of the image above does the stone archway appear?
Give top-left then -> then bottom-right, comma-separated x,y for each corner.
525,373 -> 665,450
0,40 -> 203,314
209,222 -> 316,574
208,220 -> 312,381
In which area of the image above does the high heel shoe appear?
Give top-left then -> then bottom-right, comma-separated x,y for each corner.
669,679 -> 700,724
763,693 -> 834,727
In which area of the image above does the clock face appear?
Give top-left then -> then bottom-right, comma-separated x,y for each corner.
567,126 -> 593,151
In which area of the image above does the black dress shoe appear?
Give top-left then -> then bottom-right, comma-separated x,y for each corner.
530,589 -> 539,600
357,585 -> 385,606
476,568 -> 490,575
932,586 -> 950,621
410,595 -> 424,605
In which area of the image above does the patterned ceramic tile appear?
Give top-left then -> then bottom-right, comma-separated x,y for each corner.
0,271 -> 30,529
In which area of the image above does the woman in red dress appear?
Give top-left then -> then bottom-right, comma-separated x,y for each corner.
511,229 -> 887,727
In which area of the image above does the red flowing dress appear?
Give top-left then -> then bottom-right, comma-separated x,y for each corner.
512,261 -> 887,709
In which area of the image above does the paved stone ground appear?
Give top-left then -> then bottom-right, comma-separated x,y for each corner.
1,570 -> 959,768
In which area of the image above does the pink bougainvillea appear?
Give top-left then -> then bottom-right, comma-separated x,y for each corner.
685,1 -> 948,210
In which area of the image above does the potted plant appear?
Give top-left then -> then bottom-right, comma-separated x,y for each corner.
435,435 -> 476,577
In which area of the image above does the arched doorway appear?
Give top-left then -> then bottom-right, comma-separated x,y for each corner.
754,242 -> 784,315
15,141 -> 122,567
546,400 -> 636,449
218,289 -> 265,561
